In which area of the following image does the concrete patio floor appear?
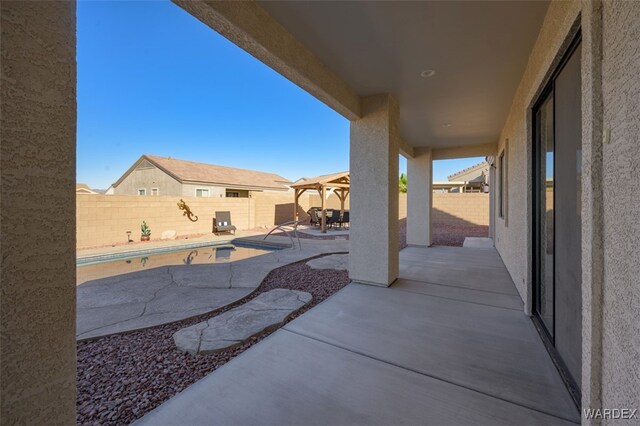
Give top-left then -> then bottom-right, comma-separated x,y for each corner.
136,246 -> 580,425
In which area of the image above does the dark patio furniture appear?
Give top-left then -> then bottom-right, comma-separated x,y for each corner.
326,209 -> 341,229
307,208 -> 321,227
340,211 -> 350,228
213,211 -> 237,235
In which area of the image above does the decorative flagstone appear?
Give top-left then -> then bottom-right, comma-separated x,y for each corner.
173,289 -> 312,355
306,254 -> 349,271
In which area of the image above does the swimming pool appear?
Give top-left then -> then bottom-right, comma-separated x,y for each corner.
77,241 -> 281,285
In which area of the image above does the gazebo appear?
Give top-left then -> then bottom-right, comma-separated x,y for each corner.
291,171 -> 350,233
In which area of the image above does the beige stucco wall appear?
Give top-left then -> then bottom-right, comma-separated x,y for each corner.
599,0 -> 640,414
493,0 -> 581,305
113,166 -> 183,196
494,0 -> 640,416
406,149 -> 433,246
0,1 -> 77,423
349,95 -> 399,286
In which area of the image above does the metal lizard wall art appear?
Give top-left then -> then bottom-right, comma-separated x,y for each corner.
177,199 -> 198,222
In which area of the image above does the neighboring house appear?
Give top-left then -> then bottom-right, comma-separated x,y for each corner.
433,161 -> 490,193
110,155 -> 291,198
76,183 -> 99,195
448,161 -> 490,184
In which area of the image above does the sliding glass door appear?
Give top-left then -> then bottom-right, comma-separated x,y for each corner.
534,93 -> 555,337
533,36 -> 582,398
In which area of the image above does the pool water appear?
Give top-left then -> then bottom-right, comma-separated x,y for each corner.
77,244 -> 276,285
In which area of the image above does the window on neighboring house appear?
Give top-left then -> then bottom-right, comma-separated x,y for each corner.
195,188 -> 209,197
151,188 -> 159,196
498,148 -> 507,220
138,188 -> 146,196
226,191 -> 240,198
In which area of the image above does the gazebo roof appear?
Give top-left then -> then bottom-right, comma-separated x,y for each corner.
290,171 -> 350,190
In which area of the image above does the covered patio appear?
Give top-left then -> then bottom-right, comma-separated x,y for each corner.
5,0 -> 639,423
291,171 -> 350,233
136,245 -> 579,425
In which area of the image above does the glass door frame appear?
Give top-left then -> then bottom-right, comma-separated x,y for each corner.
532,85 -> 556,343
532,31 -> 582,343
531,31 -> 582,407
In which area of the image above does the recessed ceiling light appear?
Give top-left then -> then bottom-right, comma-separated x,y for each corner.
442,122 -> 452,128
420,69 -> 436,78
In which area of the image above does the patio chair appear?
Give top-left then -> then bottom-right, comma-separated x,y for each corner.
326,209 -> 340,229
213,211 -> 237,235
340,211 -> 350,229
308,208 -> 321,227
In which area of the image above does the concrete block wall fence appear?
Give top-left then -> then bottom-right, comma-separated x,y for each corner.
431,193 -> 489,226
77,192 -> 488,249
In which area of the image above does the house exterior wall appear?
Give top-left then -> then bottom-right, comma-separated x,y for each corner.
225,189 -> 250,197
111,165 -> 276,198
0,1 -> 77,423
493,0 -> 640,417
599,0 -> 640,414
493,0 -> 581,307
112,165 -> 183,196
181,182 -> 226,198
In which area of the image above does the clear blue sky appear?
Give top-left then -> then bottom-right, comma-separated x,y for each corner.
77,1 -> 484,189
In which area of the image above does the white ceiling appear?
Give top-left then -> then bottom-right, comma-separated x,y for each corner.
258,1 -> 549,148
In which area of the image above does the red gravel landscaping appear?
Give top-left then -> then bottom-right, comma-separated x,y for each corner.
399,218 -> 489,248
432,223 -> 489,247
76,255 -> 349,426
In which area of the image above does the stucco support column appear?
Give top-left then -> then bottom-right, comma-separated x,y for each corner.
406,148 -> 432,247
581,0 -> 605,419
349,94 -> 399,286
1,1 -> 77,424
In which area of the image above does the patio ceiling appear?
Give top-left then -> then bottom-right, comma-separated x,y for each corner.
257,1 -> 549,149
